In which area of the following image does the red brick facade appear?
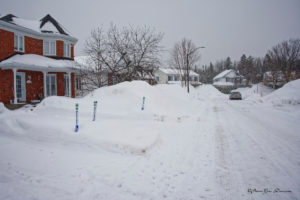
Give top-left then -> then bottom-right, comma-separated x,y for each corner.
24,36 -> 43,55
0,69 -> 14,103
56,40 -> 64,58
71,45 -> 74,59
0,20 -> 77,104
19,70 -> 44,102
0,69 -> 75,104
0,29 -> 14,61
0,30 -> 74,60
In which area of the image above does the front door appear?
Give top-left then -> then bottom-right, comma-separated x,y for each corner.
16,72 -> 26,102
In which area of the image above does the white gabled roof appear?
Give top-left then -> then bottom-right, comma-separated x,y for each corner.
213,69 -> 235,80
159,68 -> 199,76
0,54 -> 79,72
0,14 -> 77,43
213,81 -> 234,86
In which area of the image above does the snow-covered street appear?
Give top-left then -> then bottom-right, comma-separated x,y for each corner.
0,81 -> 299,200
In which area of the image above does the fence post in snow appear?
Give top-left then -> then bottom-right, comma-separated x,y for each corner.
141,96 -> 146,110
75,103 -> 79,132
93,101 -> 98,121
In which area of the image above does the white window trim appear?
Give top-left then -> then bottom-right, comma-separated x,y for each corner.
43,40 -> 56,56
64,74 -> 70,97
46,74 -> 57,96
63,42 -> 71,58
14,33 -> 25,52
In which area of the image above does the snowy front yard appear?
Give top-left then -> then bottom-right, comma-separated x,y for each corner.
0,81 -> 299,200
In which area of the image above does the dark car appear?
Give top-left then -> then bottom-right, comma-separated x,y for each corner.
229,91 -> 242,100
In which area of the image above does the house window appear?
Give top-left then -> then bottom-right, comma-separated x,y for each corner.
75,75 -> 82,90
155,76 -> 159,82
168,75 -> 173,81
112,77 -> 118,85
64,42 -> 71,58
46,74 -> 57,96
14,34 -> 24,52
43,40 -> 56,56
174,75 -> 180,81
64,74 -> 70,96
194,77 -> 198,82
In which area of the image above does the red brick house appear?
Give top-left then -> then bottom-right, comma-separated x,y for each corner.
0,14 -> 78,104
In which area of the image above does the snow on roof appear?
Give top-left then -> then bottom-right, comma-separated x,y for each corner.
0,14 -> 71,36
159,68 -> 199,76
12,17 -> 41,33
213,81 -> 234,86
213,69 -> 235,80
0,54 -> 79,72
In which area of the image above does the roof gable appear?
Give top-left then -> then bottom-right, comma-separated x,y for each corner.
40,14 -> 68,35
0,14 -> 70,36
213,69 -> 236,80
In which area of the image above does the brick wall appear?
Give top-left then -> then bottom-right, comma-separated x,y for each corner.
0,69 -> 14,104
24,36 -> 43,55
71,44 -> 74,59
0,29 -> 14,61
18,70 -> 44,102
0,28 -> 75,61
0,70 -> 77,104
56,40 -> 64,58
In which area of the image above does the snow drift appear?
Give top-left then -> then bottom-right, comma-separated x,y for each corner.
0,102 -> 6,114
0,81 -> 199,154
264,79 -> 300,106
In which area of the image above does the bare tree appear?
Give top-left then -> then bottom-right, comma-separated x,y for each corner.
266,38 -> 300,82
83,24 -> 163,88
169,38 -> 203,90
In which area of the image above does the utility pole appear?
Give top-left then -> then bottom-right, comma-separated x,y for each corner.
186,46 -> 205,93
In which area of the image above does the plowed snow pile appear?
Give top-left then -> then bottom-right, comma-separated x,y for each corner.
0,81 -> 299,200
263,79 -> 300,106
0,81 -> 199,154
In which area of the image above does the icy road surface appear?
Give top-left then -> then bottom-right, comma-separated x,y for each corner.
0,82 -> 299,200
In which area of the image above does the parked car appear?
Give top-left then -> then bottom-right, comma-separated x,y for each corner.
229,91 -> 242,100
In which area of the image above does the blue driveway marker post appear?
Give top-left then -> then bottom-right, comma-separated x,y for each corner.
141,96 -> 146,110
75,103 -> 79,132
93,101 -> 97,121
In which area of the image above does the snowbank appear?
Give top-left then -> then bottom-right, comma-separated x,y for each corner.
0,102 -> 6,114
38,81 -> 198,116
1,81 -> 200,154
233,83 -> 274,100
264,79 -> 300,106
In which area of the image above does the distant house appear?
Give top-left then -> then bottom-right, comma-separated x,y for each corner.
213,69 -> 245,88
154,68 -> 201,86
0,14 -> 80,104
263,71 -> 300,88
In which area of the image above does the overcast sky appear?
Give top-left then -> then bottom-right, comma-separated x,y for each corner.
1,0 -> 300,66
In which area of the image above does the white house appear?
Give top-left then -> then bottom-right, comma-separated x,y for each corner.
213,69 -> 244,87
154,68 -> 201,85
